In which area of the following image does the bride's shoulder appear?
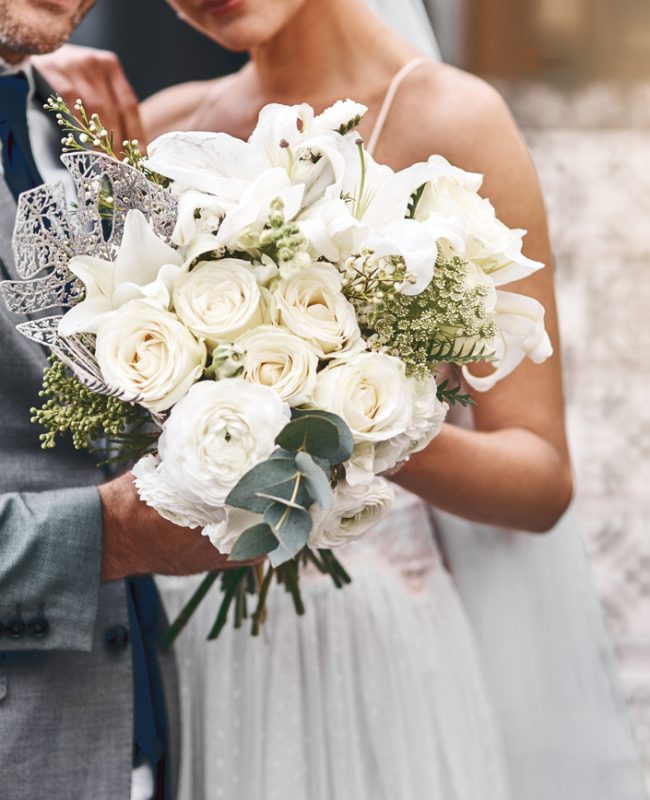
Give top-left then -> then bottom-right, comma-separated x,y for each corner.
141,77 -> 228,142
390,62 -> 522,174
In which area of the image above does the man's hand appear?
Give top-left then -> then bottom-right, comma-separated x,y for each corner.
99,471 -> 238,582
33,44 -> 144,149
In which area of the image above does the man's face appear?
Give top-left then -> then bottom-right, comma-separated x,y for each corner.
0,0 -> 96,62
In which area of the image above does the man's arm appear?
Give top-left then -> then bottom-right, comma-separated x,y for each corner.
0,485 -> 103,652
0,473 -> 239,653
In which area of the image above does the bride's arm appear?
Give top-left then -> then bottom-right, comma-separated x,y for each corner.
389,66 -> 573,533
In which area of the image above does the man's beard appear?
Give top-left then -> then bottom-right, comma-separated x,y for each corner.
0,0 -> 95,58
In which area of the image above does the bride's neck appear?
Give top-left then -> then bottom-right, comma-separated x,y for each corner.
248,0 -> 407,101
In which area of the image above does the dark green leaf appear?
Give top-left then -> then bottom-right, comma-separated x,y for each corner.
295,451 -> 334,509
229,523 -> 278,561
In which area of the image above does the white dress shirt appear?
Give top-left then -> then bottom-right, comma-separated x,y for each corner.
0,55 -> 74,196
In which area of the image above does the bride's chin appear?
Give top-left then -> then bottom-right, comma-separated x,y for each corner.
200,22 -> 278,52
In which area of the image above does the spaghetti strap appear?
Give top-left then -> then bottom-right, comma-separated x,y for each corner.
366,56 -> 431,155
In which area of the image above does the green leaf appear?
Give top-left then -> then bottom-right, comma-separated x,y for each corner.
264,502 -> 312,564
295,451 -> 334,509
278,410 -> 354,464
229,523 -> 279,561
436,379 -> 476,408
226,455 -> 309,513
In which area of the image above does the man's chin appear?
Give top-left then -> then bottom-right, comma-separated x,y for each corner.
0,0 -> 95,59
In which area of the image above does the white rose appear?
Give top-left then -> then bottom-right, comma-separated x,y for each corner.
374,375 -> 448,474
309,477 -> 395,548
313,351 -> 413,443
133,454 -> 225,529
270,262 -> 364,360
156,379 -> 290,508
95,299 -> 207,412
173,259 -> 267,349
238,325 -> 318,405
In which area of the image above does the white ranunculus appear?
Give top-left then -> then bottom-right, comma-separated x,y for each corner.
95,299 -> 206,411
202,508 -> 262,555
463,290 -> 553,392
173,259 -> 268,349
155,379 -> 291,509
133,454 -> 225,529
309,477 -> 395,548
59,209 -> 182,335
313,351 -> 413,443
238,325 -> 318,405
270,262 -> 364,360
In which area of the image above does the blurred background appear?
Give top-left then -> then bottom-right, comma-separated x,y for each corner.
71,0 -> 650,783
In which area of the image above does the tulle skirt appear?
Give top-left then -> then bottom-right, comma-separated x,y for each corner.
159,490 -> 512,800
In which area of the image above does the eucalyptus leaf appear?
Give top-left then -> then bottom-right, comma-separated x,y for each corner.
229,523 -> 278,561
226,456 -> 309,513
264,501 -> 312,563
295,451 -> 334,509
276,413 -> 352,464
292,409 -> 354,462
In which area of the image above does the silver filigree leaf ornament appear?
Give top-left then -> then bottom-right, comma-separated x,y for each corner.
0,151 -> 178,404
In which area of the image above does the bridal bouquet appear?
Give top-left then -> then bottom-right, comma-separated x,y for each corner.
1,96 -> 550,641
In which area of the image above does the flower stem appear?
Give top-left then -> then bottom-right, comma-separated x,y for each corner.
163,569 -> 220,650
207,568 -> 247,640
252,563 -> 275,636
319,549 -> 352,587
283,560 -> 305,616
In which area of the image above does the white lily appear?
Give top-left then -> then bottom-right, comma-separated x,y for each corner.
463,290 -> 553,391
59,209 -> 182,336
422,170 -> 544,284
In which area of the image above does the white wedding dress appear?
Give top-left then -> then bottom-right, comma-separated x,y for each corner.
158,56 -> 512,800
160,485 -> 512,800
158,6 -> 649,797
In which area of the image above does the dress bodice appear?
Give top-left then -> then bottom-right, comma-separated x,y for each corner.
321,487 -> 443,594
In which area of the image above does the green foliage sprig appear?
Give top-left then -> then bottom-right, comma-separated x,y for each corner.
436,379 -> 476,408
43,95 -> 167,186
32,356 -> 156,463
360,255 -> 497,379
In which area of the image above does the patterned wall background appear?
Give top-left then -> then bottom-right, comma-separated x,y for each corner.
502,80 -> 650,786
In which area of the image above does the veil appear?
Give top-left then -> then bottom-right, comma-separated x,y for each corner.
362,2 -> 648,797
364,0 -> 441,59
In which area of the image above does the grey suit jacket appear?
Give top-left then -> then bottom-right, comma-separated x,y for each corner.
0,108 -> 179,798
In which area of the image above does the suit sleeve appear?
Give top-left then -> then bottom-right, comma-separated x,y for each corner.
0,485 -> 103,652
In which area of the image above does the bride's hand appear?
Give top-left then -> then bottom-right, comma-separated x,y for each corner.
33,44 -> 144,150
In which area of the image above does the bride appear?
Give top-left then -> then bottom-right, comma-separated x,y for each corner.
143,0 -> 647,798
36,0 -> 648,797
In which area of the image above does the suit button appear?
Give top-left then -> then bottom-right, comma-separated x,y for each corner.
104,625 -> 129,653
6,618 -> 26,639
27,616 -> 50,639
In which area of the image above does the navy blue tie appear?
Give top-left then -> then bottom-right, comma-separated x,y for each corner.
0,73 -> 43,201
